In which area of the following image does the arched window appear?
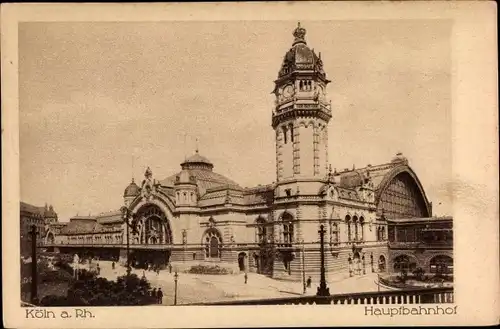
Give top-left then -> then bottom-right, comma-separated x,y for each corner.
353,216 -> 359,241
330,221 -> 339,246
256,217 -> 267,244
204,229 -> 222,259
282,126 -> 288,144
282,213 -> 294,245
345,215 -> 352,241
379,255 -> 386,272
359,216 -> 365,241
289,124 -> 294,143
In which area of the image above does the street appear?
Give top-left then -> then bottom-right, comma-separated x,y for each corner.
96,261 -> 389,305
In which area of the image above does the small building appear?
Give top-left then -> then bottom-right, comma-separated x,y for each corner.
387,216 -> 453,275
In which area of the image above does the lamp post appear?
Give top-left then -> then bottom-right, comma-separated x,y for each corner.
316,225 -> 330,297
30,225 -> 38,304
362,253 -> 366,275
121,206 -> 136,277
174,271 -> 179,305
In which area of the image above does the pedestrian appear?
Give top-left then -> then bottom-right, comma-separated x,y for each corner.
157,267 -> 160,276
112,261 -> 115,270
307,276 -> 312,288
244,272 -> 248,284
96,264 -> 100,275
151,288 -> 157,299
157,288 -> 163,304
169,263 -> 172,274
142,270 -> 146,279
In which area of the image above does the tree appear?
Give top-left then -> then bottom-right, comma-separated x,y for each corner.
40,272 -> 157,306
398,269 -> 408,284
412,267 -> 425,281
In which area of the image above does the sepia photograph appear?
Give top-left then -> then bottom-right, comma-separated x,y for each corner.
2,2 -> 498,328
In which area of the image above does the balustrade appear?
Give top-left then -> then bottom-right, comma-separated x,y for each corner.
188,287 -> 453,306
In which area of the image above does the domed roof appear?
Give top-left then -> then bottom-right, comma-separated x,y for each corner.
161,151 -> 241,194
277,22 -> 327,79
181,150 -> 214,170
124,178 -> 140,197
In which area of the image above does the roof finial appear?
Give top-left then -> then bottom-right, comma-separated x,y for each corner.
293,21 -> 307,46
145,166 -> 152,178
184,132 -> 187,160
131,154 -> 135,182
195,137 -> 199,154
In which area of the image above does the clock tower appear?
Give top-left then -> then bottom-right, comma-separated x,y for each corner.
272,23 -> 332,183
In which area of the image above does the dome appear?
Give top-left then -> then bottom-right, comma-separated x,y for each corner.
181,150 -> 214,171
277,22 -> 327,79
124,178 -> 140,198
161,151 -> 241,193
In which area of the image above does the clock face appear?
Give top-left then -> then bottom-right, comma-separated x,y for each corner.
283,85 -> 294,98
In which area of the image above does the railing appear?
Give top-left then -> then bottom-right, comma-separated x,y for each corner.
187,287 -> 453,306
388,241 -> 452,249
40,243 -> 173,250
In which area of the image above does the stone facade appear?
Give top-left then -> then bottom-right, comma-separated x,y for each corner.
43,23 -> 451,281
20,202 -> 58,256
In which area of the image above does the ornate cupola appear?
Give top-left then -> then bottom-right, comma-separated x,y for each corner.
180,150 -> 214,171
272,22 -> 332,182
175,153 -> 199,207
124,178 -> 140,206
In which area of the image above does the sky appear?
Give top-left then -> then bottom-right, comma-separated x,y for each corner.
18,20 -> 452,221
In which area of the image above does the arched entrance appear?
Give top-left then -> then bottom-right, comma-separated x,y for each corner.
238,252 -> 247,272
45,232 -> 55,252
46,232 -> 55,244
136,206 -> 172,245
378,255 -> 386,272
393,254 -> 417,273
130,204 -> 173,269
429,255 -> 453,276
202,228 -> 222,260
352,252 -> 361,275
